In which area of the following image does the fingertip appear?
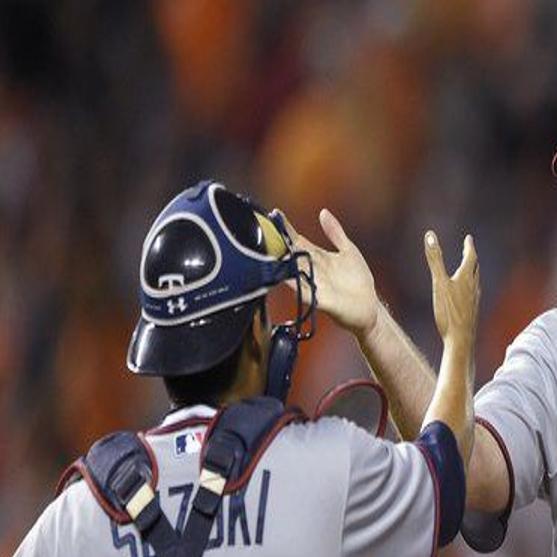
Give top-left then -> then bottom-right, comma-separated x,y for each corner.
464,234 -> 477,259
424,231 -> 436,267
271,207 -> 286,225
318,209 -> 329,235
425,230 -> 437,249
319,208 -> 331,224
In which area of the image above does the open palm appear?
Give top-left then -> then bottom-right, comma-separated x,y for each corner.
281,209 -> 379,339
424,231 -> 480,346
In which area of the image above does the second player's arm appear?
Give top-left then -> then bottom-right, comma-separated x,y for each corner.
358,304 -> 435,440
282,209 -> 509,511
420,232 -> 481,469
358,300 -> 509,511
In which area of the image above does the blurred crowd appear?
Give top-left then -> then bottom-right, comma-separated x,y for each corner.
1,0 -> 557,555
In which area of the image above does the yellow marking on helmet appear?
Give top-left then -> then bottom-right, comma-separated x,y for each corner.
255,213 -> 288,258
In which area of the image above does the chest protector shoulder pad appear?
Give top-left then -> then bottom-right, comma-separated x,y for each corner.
56,397 -> 306,557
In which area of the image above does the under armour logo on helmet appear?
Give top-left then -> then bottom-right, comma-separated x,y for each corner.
167,297 -> 187,315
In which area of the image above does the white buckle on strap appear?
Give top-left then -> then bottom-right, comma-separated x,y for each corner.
199,468 -> 226,495
126,483 -> 156,520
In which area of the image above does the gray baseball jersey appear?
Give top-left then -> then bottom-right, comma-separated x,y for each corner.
471,309 -> 557,554
15,405 -> 442,557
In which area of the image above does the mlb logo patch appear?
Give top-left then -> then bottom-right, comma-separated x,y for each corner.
174,431 -> 204,457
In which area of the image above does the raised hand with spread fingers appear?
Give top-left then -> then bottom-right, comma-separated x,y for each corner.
280,208 -> 379,341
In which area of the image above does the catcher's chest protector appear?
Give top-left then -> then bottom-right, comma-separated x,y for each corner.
56,397 -> 306,557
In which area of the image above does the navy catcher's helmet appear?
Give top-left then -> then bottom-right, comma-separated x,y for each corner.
127,180 -> 316,400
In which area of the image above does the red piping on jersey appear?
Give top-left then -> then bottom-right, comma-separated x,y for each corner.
314,378 -> 389,438
55,459 -> 82,498
475,416 -> 515,518
146,416 -> 212,436
416,444 -> 441,557
199,408 -> 307,494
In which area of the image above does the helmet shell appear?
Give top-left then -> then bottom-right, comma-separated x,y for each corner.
128,181 -> 277,377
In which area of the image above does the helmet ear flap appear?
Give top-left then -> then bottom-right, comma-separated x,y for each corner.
265,326 -> 299,402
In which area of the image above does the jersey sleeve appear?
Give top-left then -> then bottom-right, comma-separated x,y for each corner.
13,505 -> 57,557
341,420 -> 464,557
462,310 -> 557,551
14,481 -> 108,557
475,310 -> 557,508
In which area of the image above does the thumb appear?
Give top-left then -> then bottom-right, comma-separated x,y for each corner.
454,234 -> 477,279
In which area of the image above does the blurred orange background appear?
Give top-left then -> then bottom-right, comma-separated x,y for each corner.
1,1 -> 557,554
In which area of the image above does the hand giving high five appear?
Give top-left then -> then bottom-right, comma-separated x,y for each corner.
280,208 -> 379,340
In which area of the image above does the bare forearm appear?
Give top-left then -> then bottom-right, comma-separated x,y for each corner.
358,304 -> 474,465
357,303 -> 436,440
423,339 -> 474,464
359,302 -> 506,507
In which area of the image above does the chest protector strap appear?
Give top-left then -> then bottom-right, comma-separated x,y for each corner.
56,397 -> 305,557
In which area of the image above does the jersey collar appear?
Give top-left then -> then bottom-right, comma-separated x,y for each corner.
159,404 -> 217,428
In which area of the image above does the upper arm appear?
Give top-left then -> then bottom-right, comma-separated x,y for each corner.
474,313 -> 557,509
14,481 -> 106,557
463,310 -> 557,551
467,420 -> 511,513
341,421 -> 464,557
14,502 -> 58,557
